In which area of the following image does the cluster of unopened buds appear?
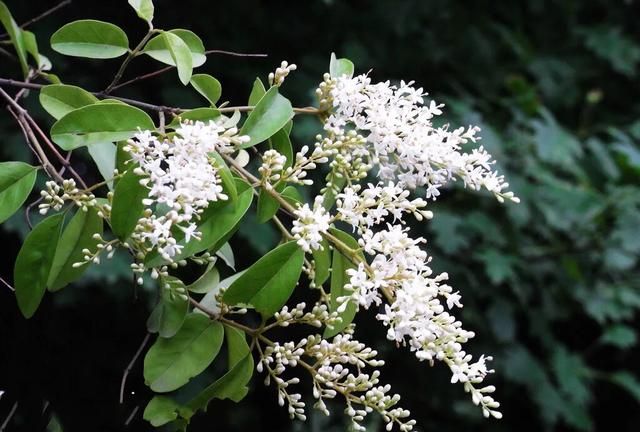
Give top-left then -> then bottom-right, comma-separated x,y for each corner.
268,60 -> 297,87
38,179 -> 97,214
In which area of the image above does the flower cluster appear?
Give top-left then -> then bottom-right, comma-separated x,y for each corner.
268,60 -> 297,87
292,197 -> 331,252
38,179 -> 97,214
123,120 -> 248,263
325,74 -> 519,203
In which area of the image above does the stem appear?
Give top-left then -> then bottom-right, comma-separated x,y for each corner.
104,27 -> 157,94
119,332 -> 150,404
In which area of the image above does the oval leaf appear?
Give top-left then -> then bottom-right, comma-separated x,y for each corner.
329,52 -> 355,78
223,241 -> 304,317
147,276 -> 189,338
51,103 -> 155,150
128,0 -> 154,23
143,396 -> 180,427
39,84 -> 99,120
47,207 -> 103,291
143,313 -> 224,392
0,161 -> 37,224
143,29 -> 205,67
14,213 -> 64,318
240,87 -> 294,148
50,20 -> 129,59
190,74 -> 222,105
87,142 -> 117,190
111,167 -> 148,240
187,265 -> 220,294
160,31 -> 193,85
247,78 -> 266,106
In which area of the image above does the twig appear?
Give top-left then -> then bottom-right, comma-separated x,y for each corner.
111,49 -> 268,92
0,402 -> 18,431
124,405 -> 139,427
0,0 -> 72,39
0,276 -> 15,292
119,332 -> 150,404
104,27 -> 157,94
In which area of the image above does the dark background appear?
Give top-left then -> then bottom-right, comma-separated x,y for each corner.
1,0 -> 639,431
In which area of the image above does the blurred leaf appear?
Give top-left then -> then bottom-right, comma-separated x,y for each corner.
329,52 -> 354,78
147,276 -> 189,338
0,1 -> 28,75
600,324 -> 637,349
580,26 -> 640,77
143,396 -> 180,427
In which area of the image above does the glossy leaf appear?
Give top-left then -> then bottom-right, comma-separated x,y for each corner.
248,78 -> 266,106
128,0 -> 154,23
0,162 -> 37,224
143,396 -> 180,427
147,276 -> 189,338
0,1 -> 28,76
256,187 -> 282,223
324,228 -> 362,337
143,29 -> 206,67
47,208 -> 103,291
223,241 -> 304,317
281,185 -> 303,207
160,31 -> 193,85
187,264 -> 220,294
209,152 -> 237,202
190,74 -> 222,105
14,213 -> 64,318
50,20 -> 129,59
39,84 -> 99,120
240,87 -> 294,148
87,142 -> 117,190
312,239 -> 331,287
144,313 -> 223,393
187,326 -> 253,413
269,127 -> 293,169
51,103 -> 154,150
147,180 -> 252,266
111,167 -> 148,240
329,52 -> 355,78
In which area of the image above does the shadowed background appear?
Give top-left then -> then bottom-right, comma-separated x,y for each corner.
1,0 -> 639,431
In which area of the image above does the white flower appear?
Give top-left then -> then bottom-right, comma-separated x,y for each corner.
292,197 -> 331,252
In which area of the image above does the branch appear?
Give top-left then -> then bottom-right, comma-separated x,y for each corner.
0,0 -> 72,39
110,49 -> 268,92
104,27 -> 157,94
119,332 -> 151,404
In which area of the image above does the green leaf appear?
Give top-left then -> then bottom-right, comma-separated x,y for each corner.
47,208 -> 103,291
190,74 -> 222,105
600,325 -> 637,349
248,78 -> 266,106
160,31 -> 193,85
312,239 -> 331,287
50,103 -> 154,150
256,187 -> 282,223
143,313 -> 224,393
281,186 -> 303,207
269,127 -> 293,169
240,87 -> 294,148
147,180 -> 252,266
143,396 -> 180,427
168,108 -> 220,128
87,142 -> 117,190
209,152 -> 237,202
608,371 -> 640,403
186,326 -> 253,414
324,228 -> 361,337
187,265 -> 220,294
111,167 -> 148,240
0,1 -> 28,76
14,213 -> 64,318
128,0 -> 154,23
39,84 -> 99,120
22,30 -> 51,71
50,20 -> 129,59
143,29 -> 206,68
215,242 -> 235,269
194,270 -> 246,317
329,52 -> 355,78
223,241 -> 304,317
147,276 -> 189,338
0,162 -> 37,224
